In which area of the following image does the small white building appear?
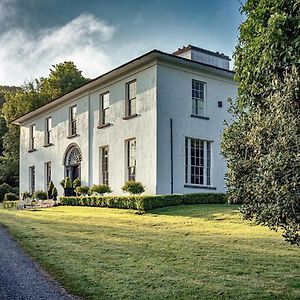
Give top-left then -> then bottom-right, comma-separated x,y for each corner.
13,45 -> 237,196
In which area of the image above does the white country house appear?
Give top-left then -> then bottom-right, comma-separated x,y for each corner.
12,45 -> 237,196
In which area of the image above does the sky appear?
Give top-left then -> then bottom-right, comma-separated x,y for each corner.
0,0 -> 244,86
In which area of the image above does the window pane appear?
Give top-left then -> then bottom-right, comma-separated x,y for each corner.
127,139 -> 136,181
188,138 -> 206,185
192,80 -> 206,116
101,146 -> 109,185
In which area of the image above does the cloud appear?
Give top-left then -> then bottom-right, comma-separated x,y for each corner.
0,13 -> 116,85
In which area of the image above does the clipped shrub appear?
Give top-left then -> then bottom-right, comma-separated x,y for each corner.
34,190 -> 48,200
22,191 -> 32,200
4,192 -> 18,201
73,178 -> 81,188
52,187 -> 58,201
64,177 -> 72,188
3,201 -> 19,209
0,183 -> 14,202
122,181 -> 145,195
75,185 -> 89,196
60,179 -> 65,188
48,181 -> 54,194
60,193 -> 227,211
89,184 -> 112,195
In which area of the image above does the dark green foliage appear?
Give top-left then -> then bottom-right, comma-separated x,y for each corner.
89,184 -> 112,195
2,200 -> 19,209
122,181 -> 145,195
75,186 -> 89,196
22,191 -> 32,199
60,179 -> 65,188
34,190 -> 48,200
64,177 -> 72,188
60,193 -> 227,211
222,0 -> 300,245
4,192 -> 18,201
52,187 -> 58,200
0,183 -> 14,202
48,181 -> 54,194
72,178 -> 81,188
0,63 -> 89,189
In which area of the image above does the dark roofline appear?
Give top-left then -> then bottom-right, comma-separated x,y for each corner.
173,44 -> 230,60
12,48 -> 234,124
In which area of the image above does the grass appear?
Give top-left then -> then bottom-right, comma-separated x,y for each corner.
0,204 -> 299,299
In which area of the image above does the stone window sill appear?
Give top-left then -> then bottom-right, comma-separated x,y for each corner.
184,184 -> 216,190
43,143 -> 53,148
191,114 -> 210,120
97,123 -> 111,129
123,113 -> 139,120
67,133 -> 79,139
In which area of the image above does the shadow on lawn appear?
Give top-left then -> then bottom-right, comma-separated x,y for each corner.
150,204 -> 241,220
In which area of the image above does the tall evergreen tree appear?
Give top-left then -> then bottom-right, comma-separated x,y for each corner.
222,0 -> 300,245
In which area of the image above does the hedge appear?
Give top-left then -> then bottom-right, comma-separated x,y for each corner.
2,201 -> 19,209
60,193 -> 227,211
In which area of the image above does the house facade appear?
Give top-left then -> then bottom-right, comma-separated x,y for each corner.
13,45 -> 237,196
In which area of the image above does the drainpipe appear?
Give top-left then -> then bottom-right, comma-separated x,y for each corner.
170,118 -> 174,194
88,92 -> 92,185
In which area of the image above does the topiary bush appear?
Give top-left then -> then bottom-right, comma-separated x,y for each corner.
60,179 -> 65,188
22,191 -> 32,200
34,190 -> 48,200
52,187 -> 58,201
64,177 -> 72,188
73,178 -> 81,189
47,181 -> 54,199
122,181 -> 145,195
75,186 -> 89,196
4,192 -> 19,201
0,183 -> 14,202
89,184 -> 112,195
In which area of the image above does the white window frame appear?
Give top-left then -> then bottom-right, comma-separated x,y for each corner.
185,137 -> 212,186
99,92 -> 109,125
29,124 -> 35,150
99,146 -> 109,185
126,138 -> 136,181
192,80 -> 206,117
69,105 -> 77,136
45,161 -> 51,190
29,166 -> 35,194
45,117 -> 52,145
126,80 -> 137,117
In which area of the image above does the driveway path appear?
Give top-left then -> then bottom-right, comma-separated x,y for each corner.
0,226 -> 76,300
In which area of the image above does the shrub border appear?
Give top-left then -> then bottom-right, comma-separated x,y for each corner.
60,193 -> 227,211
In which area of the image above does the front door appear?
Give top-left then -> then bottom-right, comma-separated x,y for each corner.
72,165 -> 79,181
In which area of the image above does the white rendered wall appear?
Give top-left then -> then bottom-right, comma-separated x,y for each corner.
19,63 -> 157,196
156,62 -> 237,194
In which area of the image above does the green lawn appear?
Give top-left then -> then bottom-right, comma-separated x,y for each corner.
0,205 -> 299,299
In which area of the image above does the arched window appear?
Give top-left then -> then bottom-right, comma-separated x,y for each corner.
64,144 -> 82,181
66,147 -> 82,166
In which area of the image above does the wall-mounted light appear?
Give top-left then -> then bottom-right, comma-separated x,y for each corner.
218,101 -> 223,107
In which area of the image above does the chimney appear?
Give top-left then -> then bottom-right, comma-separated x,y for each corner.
172,45 -> 230,70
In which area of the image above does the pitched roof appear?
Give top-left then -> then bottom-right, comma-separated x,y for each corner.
12,49 -> 234,125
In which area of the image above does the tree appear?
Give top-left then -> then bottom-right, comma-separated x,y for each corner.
1,62 -> 89,187
222,0 -> 300,245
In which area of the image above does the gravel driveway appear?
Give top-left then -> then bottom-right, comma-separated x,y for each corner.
0,225 -> 76,300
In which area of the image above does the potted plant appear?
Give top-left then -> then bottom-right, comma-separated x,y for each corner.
64,177 -> 75,196
47,181 -> 54,199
